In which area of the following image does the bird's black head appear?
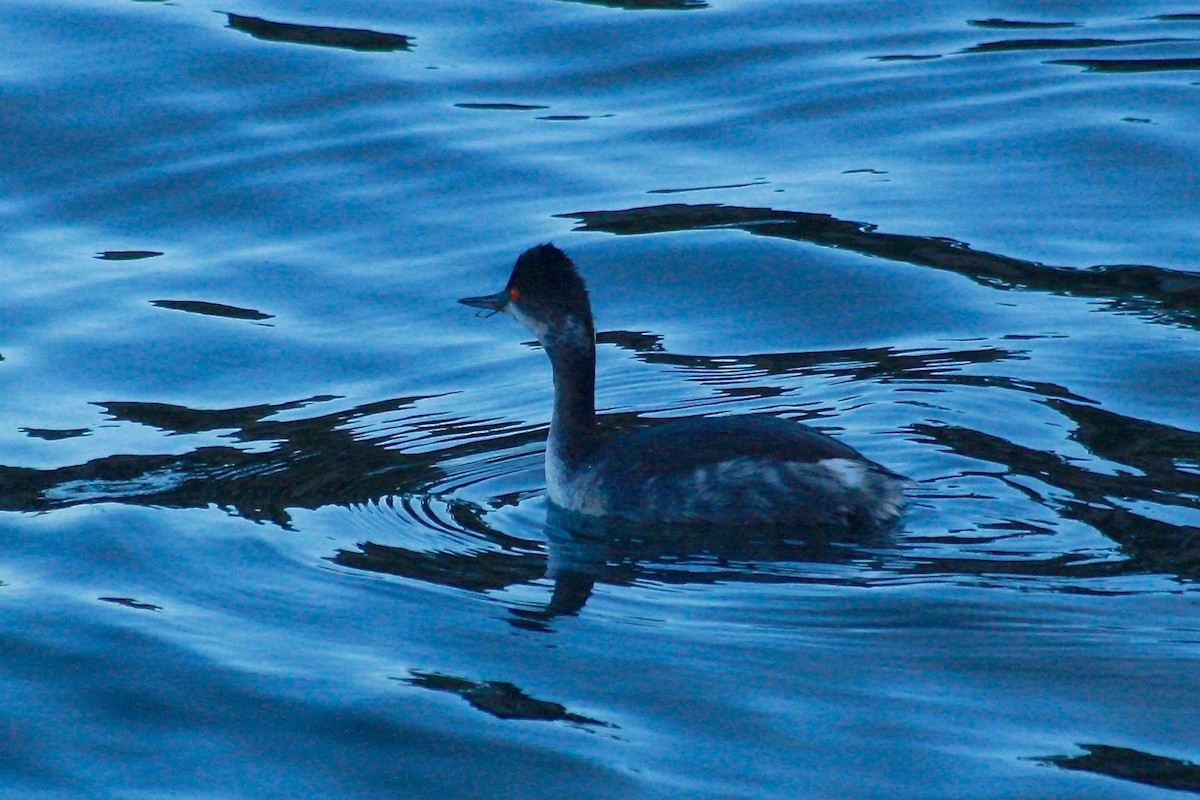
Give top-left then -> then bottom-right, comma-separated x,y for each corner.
459,244 -> 594,348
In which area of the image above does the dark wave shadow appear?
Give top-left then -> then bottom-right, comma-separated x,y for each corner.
968,19 -> 1077,30
876,19 -> 1194,63
1034,744 -> 1200,793
455,103 -> 550,111
558,203 -> 1200,330
95,251 -> 162,261
0,394 -> 537,527
333,498 -> 548,593
598,330 -> 1092,407
1049,57 -> 1200,72
5,336 -> 1197,591
398,670 -> 614,727
911,398 -> 1200,578
961,37 -> 1180,54
224,13 -> 413,52
555,0 -> 706,10
20,427 -> 92,441
150,299 -> 273,321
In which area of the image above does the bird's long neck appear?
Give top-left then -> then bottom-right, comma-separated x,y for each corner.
546,335 -> 598,464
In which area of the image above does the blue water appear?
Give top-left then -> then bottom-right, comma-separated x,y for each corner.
2,1 -> 1199,797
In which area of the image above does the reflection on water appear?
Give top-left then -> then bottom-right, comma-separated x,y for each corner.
224,13 -> 413,52
98,596 -> 162,612
401,671 -> 613,727
968,19 -> 1077,29
599,331 -> 1087,405
915,397 -> 1200,578
20,427 -> 92,441
1,395 -> 463,526
559,0 -> 706,10
960,37 -> 1180,54
872,15 -> 1199,71
561,203 -> 1200,330
149,299 -> 274,321
3,1 -> 1199,795
455,103 -> 551,111
1036,744 -> 1200,793
3,262 -> 1193,602
94,250 -> 163,261
336,501 -> 889,627
1050,57 -> 1200,72
1,205 -> 1194,597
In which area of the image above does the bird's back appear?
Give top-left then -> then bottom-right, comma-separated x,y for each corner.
553,415 -> 906,528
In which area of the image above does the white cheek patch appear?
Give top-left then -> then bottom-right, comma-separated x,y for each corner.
508,303 -> 552,342
510,306 -> 591,353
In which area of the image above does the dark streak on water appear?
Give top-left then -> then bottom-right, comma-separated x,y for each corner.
1036,745 -> 1200,793
561,0 -> 707,9
1049,56 -> 1200,72
402,670 -> 614,727
149,299 -> 275,321
648,180 -> 771,194
969,18 -> 1078,30
19,427 -> 92,441
224,13 -> 413,52
98,596 -> 163,612
961,37 -> 1184,54
455,103 -> 552,111
94,250 -> 163,261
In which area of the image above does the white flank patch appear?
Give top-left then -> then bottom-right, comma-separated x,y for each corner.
818,458 -> 868,490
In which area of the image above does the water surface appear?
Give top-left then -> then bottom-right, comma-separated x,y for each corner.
2,1 -> 1198,797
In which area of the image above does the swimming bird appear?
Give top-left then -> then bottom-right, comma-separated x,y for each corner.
460,244 -> 906,528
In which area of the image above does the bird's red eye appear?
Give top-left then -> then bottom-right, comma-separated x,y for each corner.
509,288 -> 520,301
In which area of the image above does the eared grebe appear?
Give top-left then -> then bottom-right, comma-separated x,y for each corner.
460,244 -> 906,528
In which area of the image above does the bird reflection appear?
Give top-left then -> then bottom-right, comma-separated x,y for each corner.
334,499 -> 890,629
